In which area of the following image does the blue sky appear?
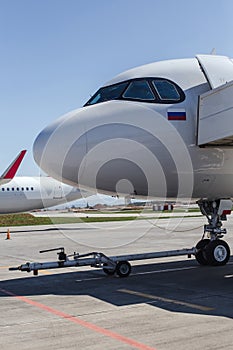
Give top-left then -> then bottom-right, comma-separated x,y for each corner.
0,0 -> 233,176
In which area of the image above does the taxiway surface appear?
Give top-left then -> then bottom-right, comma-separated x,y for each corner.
1,216 -> 233,350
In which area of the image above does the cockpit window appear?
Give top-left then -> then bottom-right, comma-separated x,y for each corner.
84,78 -> 185,106
152,79 -> 180,101
86,82 -> 128,106
122,80 -> 155,101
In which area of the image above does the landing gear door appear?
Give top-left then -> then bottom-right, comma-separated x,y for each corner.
196,55 -> 233,89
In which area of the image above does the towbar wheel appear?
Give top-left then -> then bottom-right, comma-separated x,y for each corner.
116,261 -> 131,278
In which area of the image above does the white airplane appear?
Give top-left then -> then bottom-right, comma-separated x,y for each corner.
33,54 -> 233,267
0,176 -> 86,214
0,151 -> 86,214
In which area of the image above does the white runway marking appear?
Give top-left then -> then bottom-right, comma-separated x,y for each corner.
131,265 -> 197,276
76,276 -> 105,282
75,265 -> 198,282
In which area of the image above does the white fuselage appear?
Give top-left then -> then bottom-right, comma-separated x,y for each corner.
33,55 -> 233,202
0,176 -> 83,214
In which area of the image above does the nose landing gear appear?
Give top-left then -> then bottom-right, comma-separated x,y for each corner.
195,199 -> 232,266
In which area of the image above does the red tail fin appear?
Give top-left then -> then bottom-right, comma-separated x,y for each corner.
1,150 -> 27,179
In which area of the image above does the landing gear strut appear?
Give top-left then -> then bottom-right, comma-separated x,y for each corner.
195,199 -> 231,266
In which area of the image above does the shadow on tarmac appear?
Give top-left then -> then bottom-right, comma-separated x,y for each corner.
1,257 -> 233,319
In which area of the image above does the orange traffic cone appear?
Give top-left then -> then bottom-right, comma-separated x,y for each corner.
6,229 -> 11,240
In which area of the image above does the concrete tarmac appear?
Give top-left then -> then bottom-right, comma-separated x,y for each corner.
1,216 -> 233,350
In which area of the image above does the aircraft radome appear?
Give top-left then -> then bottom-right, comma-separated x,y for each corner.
33,54 -> 233,267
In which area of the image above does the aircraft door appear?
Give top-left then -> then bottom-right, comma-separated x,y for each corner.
196,55 -> 233,89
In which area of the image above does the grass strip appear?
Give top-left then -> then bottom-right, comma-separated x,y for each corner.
0,213 -> 202,227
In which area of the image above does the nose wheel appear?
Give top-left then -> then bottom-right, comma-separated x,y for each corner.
195,199 -> 232,267
205,239 -> 230,266
195,239 -> 230,266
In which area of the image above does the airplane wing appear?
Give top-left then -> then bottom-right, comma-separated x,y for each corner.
0,150 -> 27,185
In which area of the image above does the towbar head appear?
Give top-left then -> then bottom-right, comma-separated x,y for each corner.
9,262 -> 32,273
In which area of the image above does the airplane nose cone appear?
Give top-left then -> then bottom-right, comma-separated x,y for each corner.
33,101 -> 193,198
33,108 -> 87,184
33,102 -> 169,196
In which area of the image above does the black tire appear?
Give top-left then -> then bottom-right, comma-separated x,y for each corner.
103,263 -> 115,276
116,261 -> 131,278
195,239 -> 210,265
205,240 -> 230,266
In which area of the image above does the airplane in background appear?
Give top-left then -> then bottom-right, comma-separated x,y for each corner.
0,176 -> 85,214
33,54 -> 233,268
0,150 -> 87,214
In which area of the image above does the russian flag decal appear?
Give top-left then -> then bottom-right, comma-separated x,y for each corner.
167,109 -> 186,121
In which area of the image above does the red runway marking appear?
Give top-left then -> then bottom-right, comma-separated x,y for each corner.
0,287 -> 157,350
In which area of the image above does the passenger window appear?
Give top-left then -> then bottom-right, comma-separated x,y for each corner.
123,80 -> 155,101
2,188 -> 4,191
7,188 -> 10,191
31,187 -> 34,191
26,187 -> 29,191
16,188 -> 19,191
21,187 -> 24,191
12,188 -> 14,191
152,80 -> 180,101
